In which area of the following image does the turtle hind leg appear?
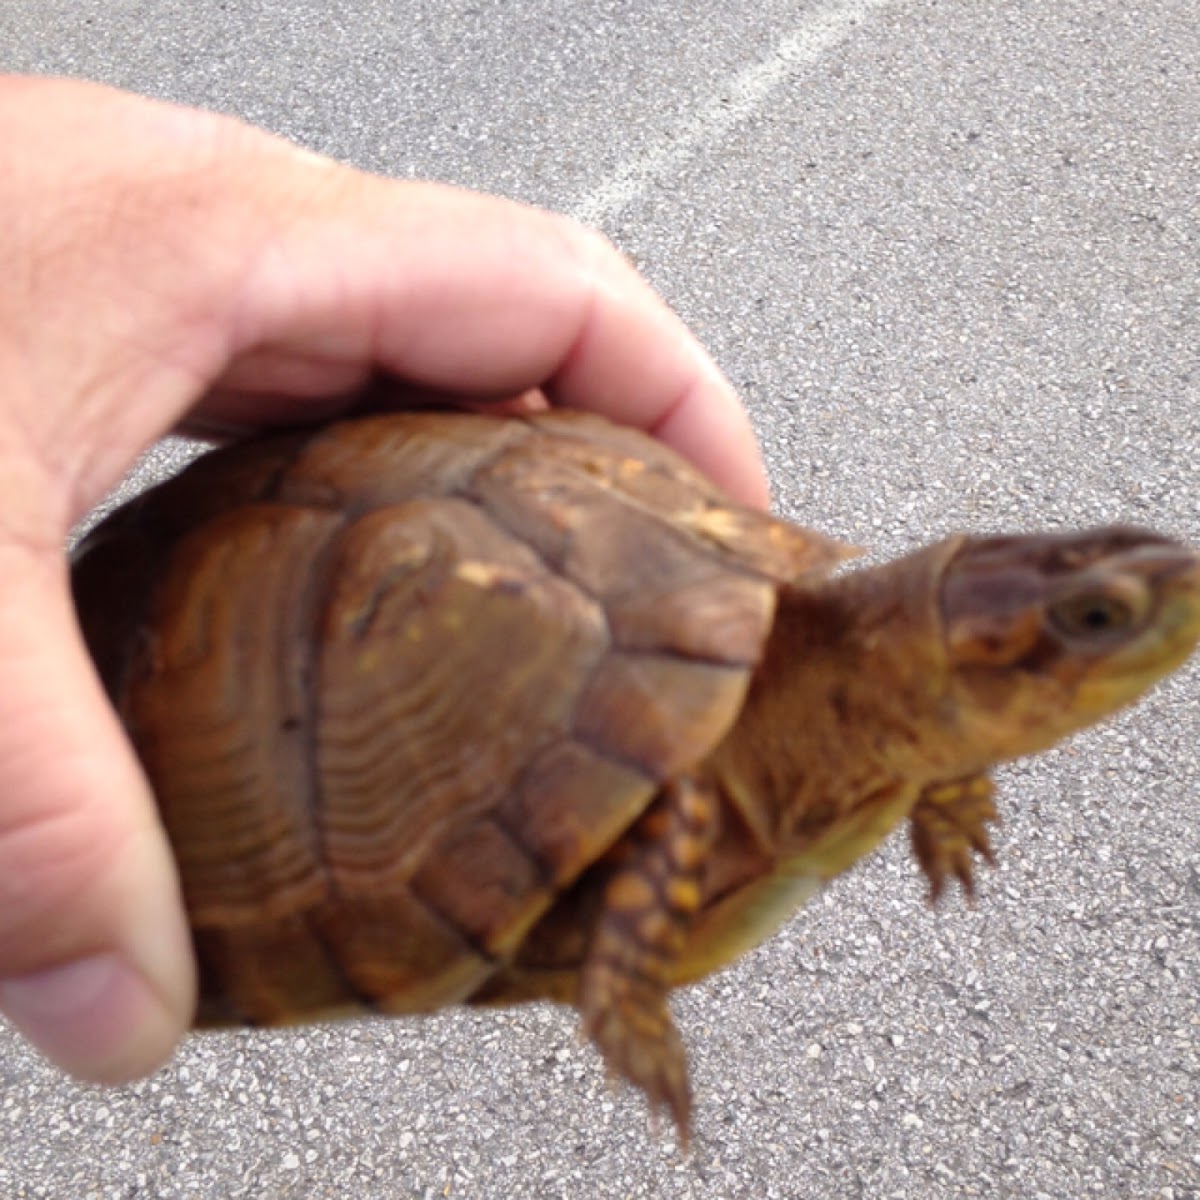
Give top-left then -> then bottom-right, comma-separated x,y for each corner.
910,774 -> 999,903
579,777 -> 717,1146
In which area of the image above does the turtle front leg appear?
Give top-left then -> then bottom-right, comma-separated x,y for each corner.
579,777 -> 717,1144
909,774 -> 998,903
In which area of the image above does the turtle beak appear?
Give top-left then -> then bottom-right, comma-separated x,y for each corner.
940,528 -> 1200,760
1071,540 -> 1200,717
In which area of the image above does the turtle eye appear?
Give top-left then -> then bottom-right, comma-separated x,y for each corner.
1047,592 -> 1136,639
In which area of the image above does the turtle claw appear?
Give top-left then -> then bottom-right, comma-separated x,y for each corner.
582,988 -> 693,1147
910,775 -> 999,904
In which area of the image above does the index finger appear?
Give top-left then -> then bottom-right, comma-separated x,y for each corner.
542,222 -> 773,511
209,172 -> 770,508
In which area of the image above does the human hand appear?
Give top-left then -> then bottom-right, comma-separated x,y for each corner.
0,74 -> 766,1085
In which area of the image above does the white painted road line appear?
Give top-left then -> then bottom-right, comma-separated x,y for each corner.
570,0 -> 899,228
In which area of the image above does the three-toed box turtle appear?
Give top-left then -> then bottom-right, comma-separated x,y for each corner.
71,408 -> 1200,1139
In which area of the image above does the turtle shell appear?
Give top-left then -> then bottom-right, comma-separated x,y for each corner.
72,409 -> 844,1024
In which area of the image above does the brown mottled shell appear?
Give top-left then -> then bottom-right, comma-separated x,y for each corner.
72,410 -> 842,1024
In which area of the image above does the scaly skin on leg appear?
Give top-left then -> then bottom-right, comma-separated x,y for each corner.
579,778 -> 717,1145
909,775 -> 999,903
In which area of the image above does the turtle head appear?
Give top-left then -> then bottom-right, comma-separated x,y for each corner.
939,526 -> 1200,761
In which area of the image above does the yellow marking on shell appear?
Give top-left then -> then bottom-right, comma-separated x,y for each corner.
455,560 -> 521,589
665,878 -> 702,914
680,788 -> 715,827
669,832 -> 709,873
608,873 -> 657,913
681,508 -> 749,542
681,507 -> 861,558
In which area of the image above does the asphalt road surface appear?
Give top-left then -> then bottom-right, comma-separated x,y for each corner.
2,1 -> 1198,1196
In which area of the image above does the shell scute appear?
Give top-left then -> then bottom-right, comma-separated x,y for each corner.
498,740 -> 654,886
275,411 -> 533,511
410,818 -> 548,958
314,497 -> 611,887
124,502 -> 340,928
573,651 -> 752,781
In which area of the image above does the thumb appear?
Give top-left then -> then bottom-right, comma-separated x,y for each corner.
0,543 -> 194,1081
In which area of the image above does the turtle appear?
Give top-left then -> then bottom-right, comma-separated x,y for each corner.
71,406 -> 1200,1142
